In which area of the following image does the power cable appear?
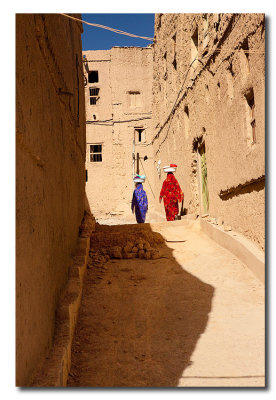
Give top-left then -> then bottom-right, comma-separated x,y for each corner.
139,158 -> 155,199
150,23 -> 264,152
86,117 -> 151,125
60,13 -> 154,41
150,53 -> 199,150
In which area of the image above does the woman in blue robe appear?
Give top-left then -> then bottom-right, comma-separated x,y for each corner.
131,175 -> 148,223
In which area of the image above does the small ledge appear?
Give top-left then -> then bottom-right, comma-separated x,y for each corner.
219,175 -> 265,199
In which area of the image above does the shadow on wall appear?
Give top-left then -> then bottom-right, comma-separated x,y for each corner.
67,223 -> 214,387
83,193 -> 97,227
219,176 -> 265,201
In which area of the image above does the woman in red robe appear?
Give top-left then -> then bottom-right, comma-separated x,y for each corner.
159,165 -> 184,221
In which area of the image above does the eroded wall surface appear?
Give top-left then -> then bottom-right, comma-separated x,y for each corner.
16,14 -> 86,385
152,13 -> 265,249
84,47 -> 154,220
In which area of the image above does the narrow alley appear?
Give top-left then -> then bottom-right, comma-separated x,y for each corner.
67,220 -> 264,387
16,13 -> 265,389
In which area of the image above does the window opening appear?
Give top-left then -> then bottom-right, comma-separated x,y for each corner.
217,81 -> 221,100
88,70 -> 99,83
191,27 -> 199,69
89,144 -> 102,162
184,105 -> 190,139
184,105 -> 189,117
135,128 -> 145,143
172,57 -> 177,70
202,14 -> 209,49
227,61 -> 235,77
198,142 -> 209,215
129,91 -> 141,107
192,28 -> 198,50
241,38 -> 249,61
240,38 -> 250,74
226,70 -> 234,101
245,88 -> 256,145
89,88 -> 100,105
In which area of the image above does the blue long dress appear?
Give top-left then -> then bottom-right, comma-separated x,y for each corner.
131,183 -> 148,223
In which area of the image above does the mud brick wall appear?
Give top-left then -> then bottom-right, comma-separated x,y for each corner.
16,14 -> 86,385
84,47 -> 154,219
152,14 -> 265,249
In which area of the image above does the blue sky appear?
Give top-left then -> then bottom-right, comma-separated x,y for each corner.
81,14 -> 155,50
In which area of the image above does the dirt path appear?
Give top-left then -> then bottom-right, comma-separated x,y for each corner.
67,221 -> 265,387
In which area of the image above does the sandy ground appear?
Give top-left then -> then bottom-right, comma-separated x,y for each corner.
95,210 -> 166,226
67,221 -> 265,387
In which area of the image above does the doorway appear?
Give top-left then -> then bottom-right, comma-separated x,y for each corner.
198,142 -> 209,215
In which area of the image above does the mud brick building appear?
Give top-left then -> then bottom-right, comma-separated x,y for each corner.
151,14 -> 265,249
83,47 -> 154,222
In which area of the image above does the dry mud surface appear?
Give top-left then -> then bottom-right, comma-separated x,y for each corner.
67,221 -> 265,387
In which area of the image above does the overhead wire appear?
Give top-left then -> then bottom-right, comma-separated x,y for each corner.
139,158 -> 155,199
149,53 -> 199,151
150,26 -> 265,153
60,13 -> 154,42
70,12 -> 264,156
75,13 -> 263,149
213,48 -> 265,54
86,116 -> 152,125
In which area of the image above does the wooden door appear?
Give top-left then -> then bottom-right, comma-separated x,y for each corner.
199,143 -> 209,214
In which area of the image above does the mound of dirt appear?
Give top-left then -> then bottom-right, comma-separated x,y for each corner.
88,224 -> 165,268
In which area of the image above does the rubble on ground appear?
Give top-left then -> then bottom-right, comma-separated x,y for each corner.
88,239 -> 161,268
88,229 -> 163,269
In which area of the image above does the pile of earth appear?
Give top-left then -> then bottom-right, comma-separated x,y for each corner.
88,223 -> 166,268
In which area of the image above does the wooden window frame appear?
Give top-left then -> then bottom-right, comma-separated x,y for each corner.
88,144 -> 102,163
89,87 -> 100,106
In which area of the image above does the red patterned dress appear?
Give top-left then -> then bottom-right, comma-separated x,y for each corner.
159,173 -> 184,221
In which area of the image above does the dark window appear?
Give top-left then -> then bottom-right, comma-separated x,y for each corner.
228,61 -> 235,77
89,144 -> 102,162
192,28 -> 199,50
88,70 -> 99,83
241,38 -> 250,61
184,105 -> 189,117
191,27 -> 199,68
89,88 -> 99,96
89,87 -> 100,105
172,57 -> 177,70
135,128 -> 145,143
245,88 -> 256,144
